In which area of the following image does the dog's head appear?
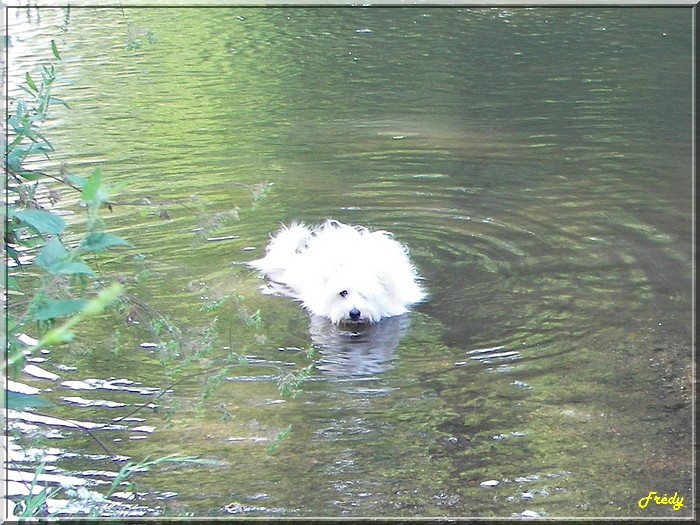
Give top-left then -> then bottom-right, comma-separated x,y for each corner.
288,224 -> 426,325
326,284 -> 387,325
302,267 -> 414,325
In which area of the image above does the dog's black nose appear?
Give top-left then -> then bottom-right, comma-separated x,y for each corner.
349,308 -> 361,320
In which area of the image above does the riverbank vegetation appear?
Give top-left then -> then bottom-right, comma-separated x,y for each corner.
5,40 -> 310,518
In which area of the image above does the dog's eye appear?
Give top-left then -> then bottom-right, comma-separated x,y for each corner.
339,290 -> 348,298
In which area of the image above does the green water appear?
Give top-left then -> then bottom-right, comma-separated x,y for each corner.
6,6 -> 693,518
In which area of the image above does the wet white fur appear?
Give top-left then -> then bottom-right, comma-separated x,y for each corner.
249,220 -> 425,324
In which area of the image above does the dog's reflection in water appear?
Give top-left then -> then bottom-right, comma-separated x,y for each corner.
309,314 -> 411,377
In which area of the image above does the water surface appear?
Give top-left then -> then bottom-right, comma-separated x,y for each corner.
6,6 -> 693,519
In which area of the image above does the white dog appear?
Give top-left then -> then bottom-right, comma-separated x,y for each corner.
249,220 -> 425,324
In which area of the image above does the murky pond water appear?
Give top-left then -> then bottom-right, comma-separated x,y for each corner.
6,6 -> 693,519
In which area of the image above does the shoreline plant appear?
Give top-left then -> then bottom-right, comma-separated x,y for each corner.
5,39 -> 311,519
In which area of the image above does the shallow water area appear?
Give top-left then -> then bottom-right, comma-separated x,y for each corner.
6,6 -> 693,519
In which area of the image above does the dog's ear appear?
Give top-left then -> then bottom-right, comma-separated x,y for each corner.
376,270 -> 396,295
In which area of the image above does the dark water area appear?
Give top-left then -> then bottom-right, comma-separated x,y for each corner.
6,6 -> 693,519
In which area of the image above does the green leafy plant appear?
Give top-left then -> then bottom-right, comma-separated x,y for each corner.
278,357 -> 315,400
5,42 -> 135,518
5,38 -> 312,519
105,455 -> 221,499
12,455 -> 220,519
6,42 -> 130,380
12,463 -> 62,519
267,424 -> 293,453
